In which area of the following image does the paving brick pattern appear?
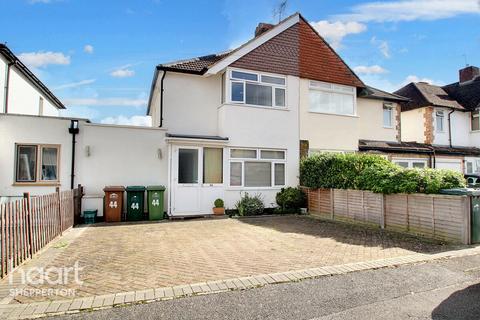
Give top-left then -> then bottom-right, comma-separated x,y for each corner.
7,216 -> 449,304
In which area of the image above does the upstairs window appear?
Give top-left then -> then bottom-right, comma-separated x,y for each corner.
436,110 -> 445,132
309,81 -> 356,116
229,70 -> 286,108
383,103 -> 393,128
471,109 -> 480,131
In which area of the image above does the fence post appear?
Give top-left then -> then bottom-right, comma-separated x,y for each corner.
23,193 -> 34,258
74,184 -> 83,226
330,189 -> 334,220
381,194 -> 386,229
56,187 -> 63,234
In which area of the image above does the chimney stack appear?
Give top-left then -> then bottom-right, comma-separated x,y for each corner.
459,66 -> 480,83
254,23 -> 274,37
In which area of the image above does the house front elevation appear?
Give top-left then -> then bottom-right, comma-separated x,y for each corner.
147,13 -> 408,216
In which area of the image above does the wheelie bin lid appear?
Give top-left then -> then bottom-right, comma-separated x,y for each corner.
147,185 -> 166,191
103,186 -> 125,192
126,186 -> 146,192
439,188 -> 480,196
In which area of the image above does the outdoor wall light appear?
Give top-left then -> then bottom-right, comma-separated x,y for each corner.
157,148 -> 163,160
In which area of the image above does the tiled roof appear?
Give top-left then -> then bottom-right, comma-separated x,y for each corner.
443,77 -> 480,111
394,82 -> 464,112
359,139 -> 480,156
360,86 -> 409,103
413,82 -> 464,110
159,51 -> 233,74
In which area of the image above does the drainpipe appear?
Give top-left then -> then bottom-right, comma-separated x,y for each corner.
3,62 -> 13,113
68,120 -> 79,190
447,109 -> 455,148
159,70 -> 167,127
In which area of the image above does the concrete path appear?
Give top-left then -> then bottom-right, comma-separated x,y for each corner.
49,251 -> 480,320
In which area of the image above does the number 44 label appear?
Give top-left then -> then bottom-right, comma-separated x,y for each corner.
131,202 -> 140,210
109,201 -> 118,208
152,199 -> 160,206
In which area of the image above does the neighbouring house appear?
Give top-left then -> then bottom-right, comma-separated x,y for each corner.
384,66 -> 480,172
0,44 -> 65,116
146,12 -> 408,216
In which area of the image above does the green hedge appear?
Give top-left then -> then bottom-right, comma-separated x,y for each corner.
300,153 -> 466,194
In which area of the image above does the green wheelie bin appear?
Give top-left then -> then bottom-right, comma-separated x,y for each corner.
440,188 -> 480,243
126,186 -> 146,221
147,186 -> 166,220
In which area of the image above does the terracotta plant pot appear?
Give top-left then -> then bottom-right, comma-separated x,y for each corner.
212,207 -> 225,215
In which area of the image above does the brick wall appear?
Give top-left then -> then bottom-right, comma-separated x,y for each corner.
424,107 -> 434,144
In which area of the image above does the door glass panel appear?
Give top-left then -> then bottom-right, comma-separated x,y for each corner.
230,162 -> 242,186
178,149 -> 198,183
245,162 -> 271,187
203,148 -> 223,184
16,145 -> 37,182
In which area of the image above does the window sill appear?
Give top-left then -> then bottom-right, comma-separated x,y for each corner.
225,186 -> 285,191
308,111 -> 359,118
13,182 -> 61,187
221,103 -> 290,112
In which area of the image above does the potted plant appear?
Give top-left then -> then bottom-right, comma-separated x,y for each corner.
212,198 -> 225,215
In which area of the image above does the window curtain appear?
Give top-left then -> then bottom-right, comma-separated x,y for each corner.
41,147 -> 58,180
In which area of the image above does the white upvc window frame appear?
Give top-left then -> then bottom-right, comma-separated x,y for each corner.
383,102 -> 394,128
226,68 -> 287,109
308,80 -> 357,116
14,143 -> 61,185
464,158 -> 480,174
392,158 -> 428,169
228,147 -> 287,189
435,110 -> 445,133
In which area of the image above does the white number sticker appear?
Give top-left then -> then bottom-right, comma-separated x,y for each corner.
109,201 -> 118,208
131,202 -> 140,210
152,199 -> 160,206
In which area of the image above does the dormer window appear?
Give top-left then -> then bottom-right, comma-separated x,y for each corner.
436,110 -> 444,132
228,69 -> 286,108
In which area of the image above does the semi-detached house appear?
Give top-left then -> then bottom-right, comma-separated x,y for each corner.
147,12 -> 408,216
3,12 -> 414,217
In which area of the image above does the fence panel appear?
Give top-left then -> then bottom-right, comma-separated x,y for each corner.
0,189 -> 76,278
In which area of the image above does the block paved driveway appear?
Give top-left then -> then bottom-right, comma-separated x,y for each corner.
8,215 -> 451,304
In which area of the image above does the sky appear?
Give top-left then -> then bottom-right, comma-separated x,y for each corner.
1,0 -> 479,126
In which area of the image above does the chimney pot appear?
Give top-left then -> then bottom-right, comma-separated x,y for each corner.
459,66 -> 480,83
254,23 -> 274,37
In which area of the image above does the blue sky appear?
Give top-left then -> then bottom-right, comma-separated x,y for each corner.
1,0 -> 479,125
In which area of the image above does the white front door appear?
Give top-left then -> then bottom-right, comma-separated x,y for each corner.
172,145 -> 224,216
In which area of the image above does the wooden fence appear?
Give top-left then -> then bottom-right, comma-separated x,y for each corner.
0,187 -> 82,278
306,188 -> 471,244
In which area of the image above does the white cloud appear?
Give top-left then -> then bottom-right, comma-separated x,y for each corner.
402,75 -> 444,86
18,51 -> 70,68
83,45 -> 94,54
379,41 -> 390,58
336,0 -> 480,23
353,65 -> 388,75
310,20 -> 367,49
100,115 -> 152,127
54,79 -> 96,90
110,65 -> 135,78
63,98 -> 147,107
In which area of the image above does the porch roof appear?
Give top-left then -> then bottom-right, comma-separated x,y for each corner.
165,133 -> 229,141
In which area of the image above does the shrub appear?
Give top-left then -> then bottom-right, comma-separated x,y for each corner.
276,187 -> 307,212
235,193 -> 264,216
300,153 -> 466,194
214,198 -> 224,208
